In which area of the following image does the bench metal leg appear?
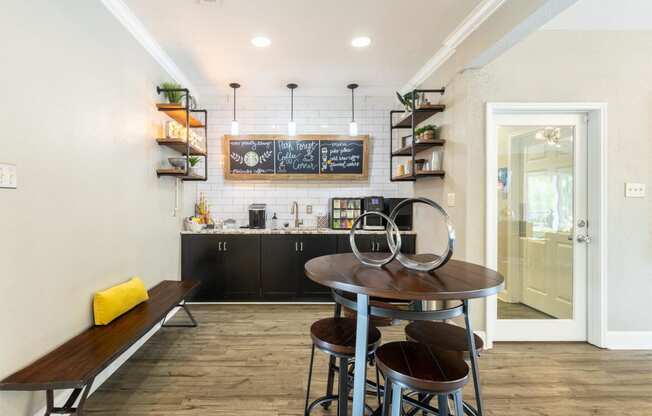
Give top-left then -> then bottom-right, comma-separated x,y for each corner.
44,378 -> 94,415
162,303 -> 197,328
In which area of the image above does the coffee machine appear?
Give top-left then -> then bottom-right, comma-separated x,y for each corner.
363,196 -> 385,230
247,203 -> 267,229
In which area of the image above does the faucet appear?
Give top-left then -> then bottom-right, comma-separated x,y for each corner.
291,201 -> 302,228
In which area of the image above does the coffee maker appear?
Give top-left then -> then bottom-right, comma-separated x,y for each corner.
363,196 -> 385,230
248,203 -> 267,229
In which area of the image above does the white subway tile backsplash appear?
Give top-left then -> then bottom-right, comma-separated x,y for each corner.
192,95 -> 412,225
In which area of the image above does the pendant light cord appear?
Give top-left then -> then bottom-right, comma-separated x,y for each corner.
233,86 -> 237,121
291,88 -> 294,122
351,88 -> 355,122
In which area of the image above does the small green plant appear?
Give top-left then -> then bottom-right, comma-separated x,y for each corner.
422,124 -> 437,132
188,156 -> 201,167
158,82 -> 184,104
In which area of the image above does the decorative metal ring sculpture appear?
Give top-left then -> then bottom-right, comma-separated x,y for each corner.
387,197 -> 455,272
349,211 -> 402,268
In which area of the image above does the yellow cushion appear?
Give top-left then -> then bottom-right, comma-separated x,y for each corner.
93,277 -> 149,325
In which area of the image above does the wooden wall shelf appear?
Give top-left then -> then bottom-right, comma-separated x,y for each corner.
392,170 -> 446,181
156,168 -> 205,181
156,138 -> 206,156
392,105 -> 445,129
392,139 -> 445,157
156,103 -> 205,128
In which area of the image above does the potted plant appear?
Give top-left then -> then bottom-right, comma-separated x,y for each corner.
158,82 -> 183,104
421,124 -> 437,141
188,156 -> 202,176
414,126 -> 425,141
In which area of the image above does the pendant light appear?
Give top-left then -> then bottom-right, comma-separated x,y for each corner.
347,83 -> 359,136
229,82 -> 240,135
287,83 -> 298,136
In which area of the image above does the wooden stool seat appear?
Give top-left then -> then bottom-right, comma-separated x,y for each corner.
375,341 -> 469,392
405,321 -> 484,353
310,317 -> 382,355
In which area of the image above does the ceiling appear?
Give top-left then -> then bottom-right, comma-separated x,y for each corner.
543,0 -> 652,31
124,0 -> 483,96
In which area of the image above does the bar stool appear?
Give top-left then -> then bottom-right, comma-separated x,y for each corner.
305,317 -> 382,415
405,321 -> 483,414
375,341 -> 469,416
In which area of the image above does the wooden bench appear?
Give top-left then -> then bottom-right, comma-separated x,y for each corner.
0,280 -> 199,415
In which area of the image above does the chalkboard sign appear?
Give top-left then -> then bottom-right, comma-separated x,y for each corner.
228,140 -> 275,174
319,140 -> 364,174
224,135 -> 368,180
275,140 -> 320,174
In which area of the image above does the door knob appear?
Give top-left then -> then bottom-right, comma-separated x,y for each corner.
577,234 -> 592,243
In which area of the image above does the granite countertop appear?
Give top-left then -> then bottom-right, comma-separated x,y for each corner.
181,228 -> 416,235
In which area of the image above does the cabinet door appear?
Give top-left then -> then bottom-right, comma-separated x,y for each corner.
223,235 -> 261,300
336,234 -> 376,253
337,234 -> 417,255
261,235 -> 300,300
376,234 -> 416,254
298,235 -> 337,299
181,235 -> 225,301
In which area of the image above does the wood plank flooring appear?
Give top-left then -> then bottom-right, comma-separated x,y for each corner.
86,304 -> 652,415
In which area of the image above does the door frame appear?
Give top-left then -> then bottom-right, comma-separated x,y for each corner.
485,102 -> 608,348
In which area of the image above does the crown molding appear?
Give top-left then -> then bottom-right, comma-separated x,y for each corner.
100,0 -> 198,98
400,0 -> 505,93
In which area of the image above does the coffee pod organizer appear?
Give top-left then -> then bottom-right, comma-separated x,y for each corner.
349,197 -> 455,271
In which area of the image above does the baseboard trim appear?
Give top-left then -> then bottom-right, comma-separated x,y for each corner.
32,307 -> 180,416
605,331 -> 652,350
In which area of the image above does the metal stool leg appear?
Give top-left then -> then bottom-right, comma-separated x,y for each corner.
324,302 -> 343,409
304,344 -> 316,416
381,377 -> 392,416
337,356 -> 350,416
375,361 -> 382,407
453,390 -> 464,416
463,300 -> 483,416
438,394 -> 449,416
390,382 -> 402,416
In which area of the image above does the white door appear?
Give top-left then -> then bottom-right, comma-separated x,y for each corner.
493,113 -> 588,341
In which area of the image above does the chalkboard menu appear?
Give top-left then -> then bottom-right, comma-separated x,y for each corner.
224,135 -> 368,180
319,140 -> 364,174
275,140 -> 320,173
228,140 -> 275,174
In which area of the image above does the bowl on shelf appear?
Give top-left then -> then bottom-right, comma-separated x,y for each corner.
168,157 -> 187,170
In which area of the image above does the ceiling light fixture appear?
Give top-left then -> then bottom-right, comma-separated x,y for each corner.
251,36 -> 271,48
351,36 -> 371,48
229,82 -> 240,135
287,83 -> 298,136
347,83 -> 359,136
535,126 -> 561,147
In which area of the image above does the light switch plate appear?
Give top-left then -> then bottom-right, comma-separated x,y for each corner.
0,163 -> 17,189
447,193 -> 456,207
625,182 -> 646,198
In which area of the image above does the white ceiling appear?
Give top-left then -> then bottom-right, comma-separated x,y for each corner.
543,0 -> 652,31
124,0 -> 483,96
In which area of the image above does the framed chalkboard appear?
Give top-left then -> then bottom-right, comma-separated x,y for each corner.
275,140 -> 320,174
320,140 -> 364,174
224,135 -> 368,180
227,139 -> 275,174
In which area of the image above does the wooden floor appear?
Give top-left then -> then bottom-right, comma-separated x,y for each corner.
87,304 -> 652,415
498,300 -> 554,320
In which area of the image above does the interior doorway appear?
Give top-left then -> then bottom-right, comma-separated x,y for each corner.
485,103 -> 607,346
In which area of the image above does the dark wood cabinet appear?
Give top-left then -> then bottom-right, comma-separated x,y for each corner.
337,233 -> 416,255
183,232 -> 416,302
261,234 -> 336,301
181,234 -> 260,301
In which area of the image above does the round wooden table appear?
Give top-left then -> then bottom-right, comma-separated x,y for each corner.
305,253 -> 504,416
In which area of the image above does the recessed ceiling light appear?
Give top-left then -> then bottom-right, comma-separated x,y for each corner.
251,36 -> 271,47
351,36 -> 371,48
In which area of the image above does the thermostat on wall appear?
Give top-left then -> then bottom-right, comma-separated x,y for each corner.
0,163 -> 17,189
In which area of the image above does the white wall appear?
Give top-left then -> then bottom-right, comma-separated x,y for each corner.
191,95 -> 413,225
416,30 -> 652,333
0,2 -> 191,414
